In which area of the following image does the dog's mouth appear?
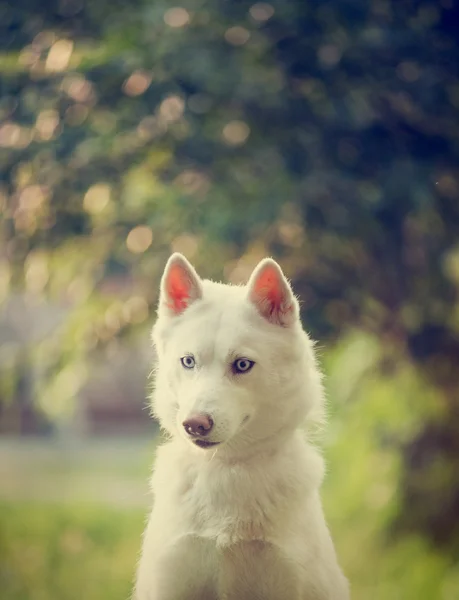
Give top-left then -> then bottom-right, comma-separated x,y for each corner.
193,440 -> 221,449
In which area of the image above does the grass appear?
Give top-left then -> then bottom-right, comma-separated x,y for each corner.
0,501 -> 145,600
0,436 -> 152,600
1,496 -> 458,600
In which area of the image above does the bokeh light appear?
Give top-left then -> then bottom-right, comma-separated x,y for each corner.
164,7 -> 190,28
126,226 -> 153,254
83,184 -> 111,215
222,120 -> 251,145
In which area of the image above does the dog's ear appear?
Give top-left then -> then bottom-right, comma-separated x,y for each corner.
159,253 -> 203,317
247,258 -> 298,327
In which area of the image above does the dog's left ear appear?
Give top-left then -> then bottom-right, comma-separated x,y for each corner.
247,258 -> 299,327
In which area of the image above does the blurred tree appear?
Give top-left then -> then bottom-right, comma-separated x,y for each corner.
1,0 -> 458,551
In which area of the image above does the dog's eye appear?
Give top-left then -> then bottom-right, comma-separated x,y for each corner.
232,358 -> 255,374
181,355 -> 195,369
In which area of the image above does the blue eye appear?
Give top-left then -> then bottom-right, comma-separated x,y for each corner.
232,358 -> 255,374
181,355 -> 195,369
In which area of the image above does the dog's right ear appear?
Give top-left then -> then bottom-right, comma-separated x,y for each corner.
158,253 -> 203,317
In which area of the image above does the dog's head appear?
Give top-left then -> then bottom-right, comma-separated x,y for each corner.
151,253 -> 324,453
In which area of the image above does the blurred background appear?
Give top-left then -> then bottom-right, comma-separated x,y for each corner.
1,0 -> 458,598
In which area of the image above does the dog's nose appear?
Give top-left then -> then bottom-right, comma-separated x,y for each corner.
182,414 -> 214,437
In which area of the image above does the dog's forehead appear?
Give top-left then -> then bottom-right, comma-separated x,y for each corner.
167,281 -> 257,354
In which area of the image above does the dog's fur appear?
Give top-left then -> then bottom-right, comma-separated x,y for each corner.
134,254 -> 349,600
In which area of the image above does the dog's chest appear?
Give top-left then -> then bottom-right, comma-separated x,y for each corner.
171,458 -> 296,546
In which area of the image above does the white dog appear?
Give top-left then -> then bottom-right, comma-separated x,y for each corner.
134,253 -> 349,600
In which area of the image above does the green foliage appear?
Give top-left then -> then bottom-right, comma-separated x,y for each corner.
322,334 -> 459,598
2,0 -> 458,350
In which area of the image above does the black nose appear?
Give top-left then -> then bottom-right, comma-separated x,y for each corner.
182,414 -> 214,437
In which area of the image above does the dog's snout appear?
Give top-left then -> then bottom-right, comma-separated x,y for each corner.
183,414 -> 214,437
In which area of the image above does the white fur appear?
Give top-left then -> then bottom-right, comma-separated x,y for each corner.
134,254 -> 349,600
